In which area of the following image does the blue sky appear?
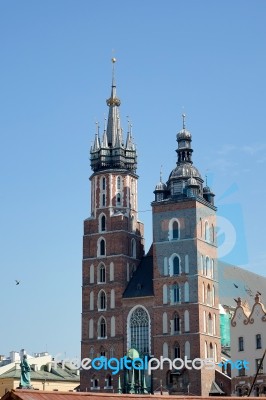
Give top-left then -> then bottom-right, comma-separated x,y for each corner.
0,0 -> 266,359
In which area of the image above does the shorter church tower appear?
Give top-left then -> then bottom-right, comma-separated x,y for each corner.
151,116 -> 220,396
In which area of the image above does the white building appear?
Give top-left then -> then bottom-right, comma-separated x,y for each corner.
231,294 -> 266,396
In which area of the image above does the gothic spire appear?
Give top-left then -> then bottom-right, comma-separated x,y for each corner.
106,58 -> 122,147
90,59 -> 137,173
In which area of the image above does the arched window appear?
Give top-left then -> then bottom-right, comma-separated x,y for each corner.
129,307 -> 150,354
101,215 -> 106,232
212,224 -> 215,243
98,290 -> 106,310
199,218 -> 203,237
98,264 -> 106,283
91,375 -> 99,389
102,177 -> 106,190
116,193 -> 121,205
105,374 -> 112,389
169,219 -> 180,240
98,317 -> 107,338
173,256 -> 180,275
173,221 -> 179,239
174,343 -> 181,359
208,313 -> 213,335
210,342 -> 214,358
173,312 -> 180,333
100,239 -> 105,256
171,284 -> 180,304
207,284 -> 211,305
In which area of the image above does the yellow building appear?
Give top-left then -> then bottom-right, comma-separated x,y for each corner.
0,361 -> 79,398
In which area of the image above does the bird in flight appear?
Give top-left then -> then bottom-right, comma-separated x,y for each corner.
15,280 -> 20,285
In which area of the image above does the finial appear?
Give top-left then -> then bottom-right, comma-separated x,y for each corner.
111,57 -> 117,86
104,116 -> 107,131
160,165 -> 163,182
205,174 -> 208,186
95,121 -> 100,135
182,113 -> 186,130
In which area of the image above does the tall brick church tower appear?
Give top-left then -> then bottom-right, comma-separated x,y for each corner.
81,61 -> 220,396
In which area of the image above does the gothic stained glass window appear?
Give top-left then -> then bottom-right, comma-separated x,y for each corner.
130,307 -> 150,354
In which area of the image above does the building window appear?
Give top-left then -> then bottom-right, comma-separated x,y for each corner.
256,359 -> 264,374
208,313 -> 213,335
173,256 -> 180,275
173,221 -> 179,239
238,336 -> 244,352
100,239 -> 105,256
207,284 -> 212,305
105,375 -> 112,389
101,215 -> 106,232
172,284 -> 180,304
102,177 -> 106,190
91,376 -> 99,390
102,193 -> 106,207
129,307 -> 150,354
174,344 -> 181,359
98,264 -> 106,283
98,317 -> 107,339
169,219 -> 180,240
116,193 -> 121,205
256,334 -> 262,349
98,290 -> 106,311
173,313 -> 180,333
